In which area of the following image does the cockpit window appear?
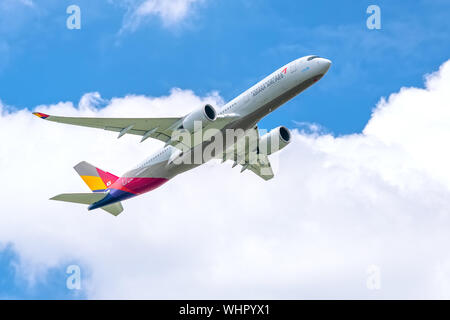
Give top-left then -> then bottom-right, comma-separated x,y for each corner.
307,55 -> 320,61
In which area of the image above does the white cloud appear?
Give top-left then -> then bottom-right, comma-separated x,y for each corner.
119,0 -> 204,33
1,61 -> 450,299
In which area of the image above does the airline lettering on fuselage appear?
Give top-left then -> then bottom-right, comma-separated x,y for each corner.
251,72 -> 285,97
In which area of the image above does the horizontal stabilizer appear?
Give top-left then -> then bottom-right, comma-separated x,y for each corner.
50,193 -> 108,205
50,193 -> 124,216
101,202 -> 123,216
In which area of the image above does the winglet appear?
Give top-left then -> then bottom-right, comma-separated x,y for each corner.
33,112 -> 50,119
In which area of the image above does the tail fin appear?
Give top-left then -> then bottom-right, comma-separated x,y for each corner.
74,161 -> 119,192
51,162 -> 123,216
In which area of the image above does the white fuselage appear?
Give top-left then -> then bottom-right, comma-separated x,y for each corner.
128,55 -> 331,180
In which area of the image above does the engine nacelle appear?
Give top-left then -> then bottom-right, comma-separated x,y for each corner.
259,126 -> 291,155
182,104 -> 217,132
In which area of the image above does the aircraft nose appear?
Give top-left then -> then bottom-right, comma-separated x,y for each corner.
318,58 -> 331,73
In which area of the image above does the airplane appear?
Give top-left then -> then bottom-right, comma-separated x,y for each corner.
33,55 -> 331,216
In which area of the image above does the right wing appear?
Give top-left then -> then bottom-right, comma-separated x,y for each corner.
220,126 -> 274,181
246,153 -> 274,181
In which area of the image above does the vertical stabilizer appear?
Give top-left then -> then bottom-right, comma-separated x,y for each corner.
73,161 -> 119,192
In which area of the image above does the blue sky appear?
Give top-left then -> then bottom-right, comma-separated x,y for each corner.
1,0 -> 450,299
1,0 -> 449,134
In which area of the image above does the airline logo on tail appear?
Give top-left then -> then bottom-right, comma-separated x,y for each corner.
74,161 -> 118,192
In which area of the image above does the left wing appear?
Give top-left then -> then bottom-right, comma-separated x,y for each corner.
33,112 -> 183,146
33,112 -> 238,150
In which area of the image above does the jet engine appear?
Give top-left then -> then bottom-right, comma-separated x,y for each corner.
259,126 -> 291,155
182,104 -> 217,132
